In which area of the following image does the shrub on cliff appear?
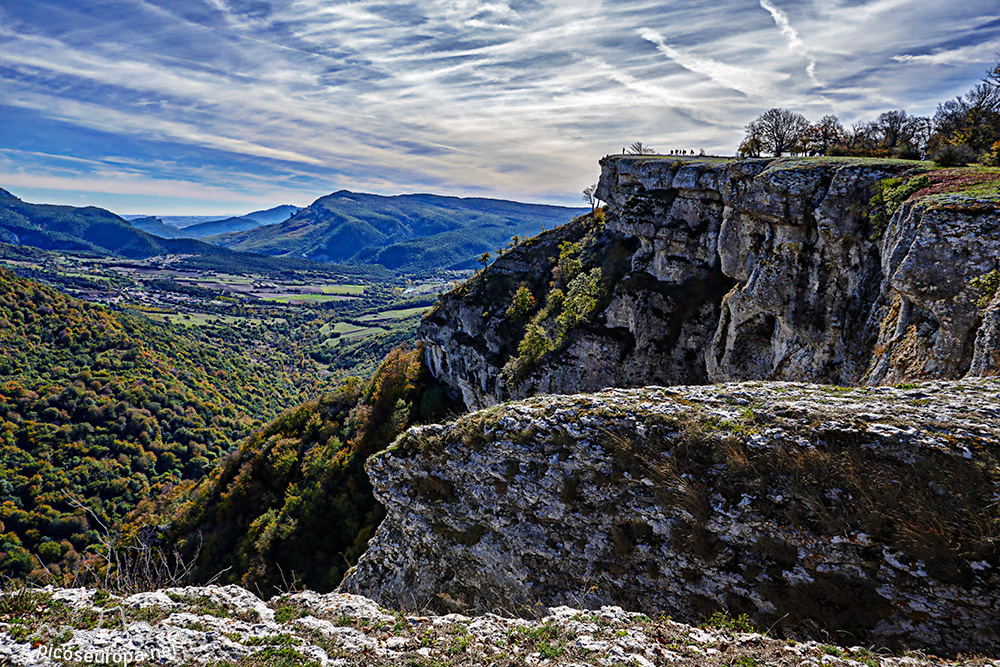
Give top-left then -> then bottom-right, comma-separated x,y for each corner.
552,240 -> 583,283
556,268 -> 604,336
517,324 -> 552,364
505,285 -> 537,320
971,269 -> 1000,308
499,213 -> 620,382
931,143 -> 977,166
868,174 -> 931,239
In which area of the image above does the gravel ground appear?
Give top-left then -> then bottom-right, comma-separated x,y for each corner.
2,585 -> 998,666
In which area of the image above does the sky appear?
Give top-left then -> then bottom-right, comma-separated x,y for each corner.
1,1 -> 999,215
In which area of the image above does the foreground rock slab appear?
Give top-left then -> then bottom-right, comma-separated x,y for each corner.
1,585 -> 996,666
341,379 -> 1000,655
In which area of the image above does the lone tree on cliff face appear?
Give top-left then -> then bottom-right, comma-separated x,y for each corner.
742,108 -> 810,157
477,251 -> 491,272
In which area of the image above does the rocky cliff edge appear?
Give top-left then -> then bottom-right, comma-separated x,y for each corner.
3,584 -> 997,666
342,378 -> 1000,654
420,157 -> 1000,410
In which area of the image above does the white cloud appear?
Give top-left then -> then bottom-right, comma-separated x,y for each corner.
758,0 -> 820,85
638,28 -> 788,98
892,46 -> 994,65
1,0 -> 999,210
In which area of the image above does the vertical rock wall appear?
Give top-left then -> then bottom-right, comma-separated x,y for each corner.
422,156 -> 1000,409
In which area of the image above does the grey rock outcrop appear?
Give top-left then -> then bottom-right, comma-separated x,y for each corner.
342,379 -> 1000,654
10,584 -> 988,667
972,290 -> 1000,374
421,157 -> 1000,410
870,197 -> 1000,382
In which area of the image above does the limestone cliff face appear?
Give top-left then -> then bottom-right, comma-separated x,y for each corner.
340,379 -> 1000,654
871,196 -> 1000,382
421,157 -> 1000,409
348,158 -> 1000,655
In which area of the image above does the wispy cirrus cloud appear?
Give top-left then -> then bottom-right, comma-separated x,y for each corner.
892,45 -> 996,65
0,0 -> 998,214
758,0 -> 819,85
638,27 -> 789,98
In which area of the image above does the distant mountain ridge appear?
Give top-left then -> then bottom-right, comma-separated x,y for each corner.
129,215 -> 194,239
0,188 -> 362,276
181,204 -> 300,237
123,214 -> 231,227
1,186 -> 585,276
241,204 -> 302,225
126,204 -> 301,239
208,191 -> 589,273
0,189 -> 182,257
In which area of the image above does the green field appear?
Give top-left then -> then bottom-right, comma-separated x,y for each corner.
331,322 -> 369,335
339,327 -> 385,341
261,293 -> 352,303
320,284 -> 366,295
359,306 -> 429,321
62,271 -> 112,282
323,321 -> 388,345
147,312 -> 277,327
188,274 -> 255,285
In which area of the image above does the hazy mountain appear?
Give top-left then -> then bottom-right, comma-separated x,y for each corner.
208,191 -> 588,273
129,216 -> 191,239
122,214 -> 232,228
242,204 -> 301,225
122,204 -> 301,239
181,205 -> 300,238
180,216 -> 267,237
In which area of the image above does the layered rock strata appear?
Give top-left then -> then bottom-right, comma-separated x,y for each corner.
341,379 -> 1000,654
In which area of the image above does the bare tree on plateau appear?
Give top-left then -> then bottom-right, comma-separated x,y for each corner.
742,108 -> 810,157
801,114 -> 846,156
627,142 -> 656,155
582,184 -> 598,210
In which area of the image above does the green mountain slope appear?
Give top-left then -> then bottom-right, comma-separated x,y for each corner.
0,188 -> 175,257
208,191 -> 587,273
134,345 -> 455,595
0,268 -> 309,580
